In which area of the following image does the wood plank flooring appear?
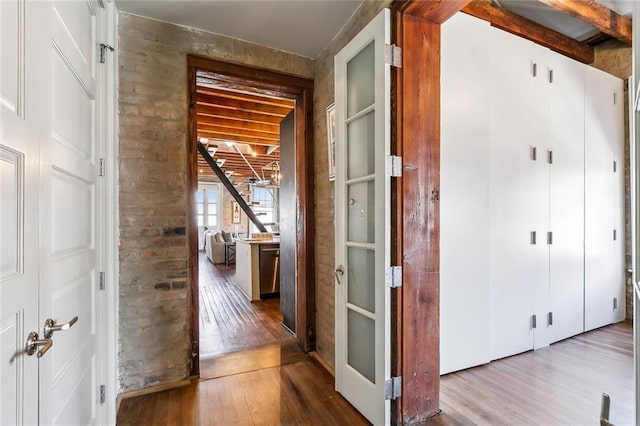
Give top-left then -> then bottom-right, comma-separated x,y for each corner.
198,252 -> 295,360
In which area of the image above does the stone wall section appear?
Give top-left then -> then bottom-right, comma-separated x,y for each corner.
117,13 -> 313,392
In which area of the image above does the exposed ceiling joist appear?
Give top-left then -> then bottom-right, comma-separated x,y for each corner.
196,87 -> 295,109
197,105 -> 284,125
196,93 -> 292,117
199,123 -> 279,140
462,0 -> 594,63
197,130 -> 280,146
536,0 -> 631,45
197,115 -> 280,134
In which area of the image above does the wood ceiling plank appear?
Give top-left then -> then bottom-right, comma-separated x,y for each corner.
197,115 -> 280,134
199,123 -> 280,140
462,0 -> 594,64
197,105 -> 284,125
536,0 -> 631,45
196,86 -> 295,108
197,130 -> 280,146
196,93 -> 293,116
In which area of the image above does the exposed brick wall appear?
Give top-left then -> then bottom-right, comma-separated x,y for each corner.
117,13 -> 313,393
312,0 -> 390,369
592,41 -> 632,320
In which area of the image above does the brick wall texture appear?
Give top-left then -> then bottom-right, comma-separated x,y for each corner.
592,40 -> 632,320
117,13 -> 313,393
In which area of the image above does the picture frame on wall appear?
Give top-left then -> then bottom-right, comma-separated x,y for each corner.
232,201 -> 241,224
326,102 -> 336,181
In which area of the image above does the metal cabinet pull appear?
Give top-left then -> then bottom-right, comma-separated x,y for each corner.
25,332 -> 53,358
43,316 -> 78,338
335,265 -> 345,285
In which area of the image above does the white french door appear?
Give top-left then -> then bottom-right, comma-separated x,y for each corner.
334,9 -> 391,426
1,0 -> 106,424
197,183 -> 221,249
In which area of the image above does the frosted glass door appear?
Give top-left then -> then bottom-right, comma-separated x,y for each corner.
334,8 -> 391,426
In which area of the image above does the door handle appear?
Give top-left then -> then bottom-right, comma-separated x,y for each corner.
335,265 -> 345,285
25,331 -> 53,358
43,316 -> 78,338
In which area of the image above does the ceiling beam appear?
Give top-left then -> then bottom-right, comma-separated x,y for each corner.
197,105 -> 284,125
196,94 -> 292,117
199,123 -> 280,140
536,0 -> 631,45
392,0 -> 472,23
462,0 -> 594,64
197,115 -> 280,134
196,130 -> 280,146
196,86 -> 295,108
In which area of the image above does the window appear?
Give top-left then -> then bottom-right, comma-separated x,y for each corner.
251,186 -> 279,234
196,183 -> 221,229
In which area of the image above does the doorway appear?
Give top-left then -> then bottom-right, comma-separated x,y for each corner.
186,56 -> 315,376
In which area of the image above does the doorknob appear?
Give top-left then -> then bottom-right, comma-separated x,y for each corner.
43,316 -> 78,338
334,265 -> 345,285
25,331 -> 53,358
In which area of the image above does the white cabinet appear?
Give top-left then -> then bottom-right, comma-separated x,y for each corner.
440,13 -> 625,374
440,13 -> 491,374
584,66 -> 626,331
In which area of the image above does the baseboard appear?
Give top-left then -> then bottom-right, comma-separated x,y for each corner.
309,351 -> 335,377
116,379 -> 192,407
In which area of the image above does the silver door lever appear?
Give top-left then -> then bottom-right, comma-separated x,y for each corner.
334,265 -> 345,285
43,316 -> 78,338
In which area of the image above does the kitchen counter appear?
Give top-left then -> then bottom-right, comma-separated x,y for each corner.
235,239 -> 280,301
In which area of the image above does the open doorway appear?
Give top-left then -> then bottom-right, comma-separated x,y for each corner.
186,56 -> 315,377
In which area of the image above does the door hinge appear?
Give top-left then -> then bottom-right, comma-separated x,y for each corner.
99,272 -> 105,290
531,62 -> 538,77
99,384 -> 106,405
548,69 -> 554,83
547,150 -> 553,164
99,43 -> 114,64
613,297 -> 618,310
385,44 -> 402,68
531,146 -> 537,161
385,155 -> 402,177
613,92 -> 617,105
613,229 -> 617,241
99,158 -> 105,177
547,231 -> 553,245
385,376 -> 402,400
530,231 -> 537,245
613,160 -> 617,173
548,312 -> 553,326
531,314 -> 537,329
385,266 -> 402,288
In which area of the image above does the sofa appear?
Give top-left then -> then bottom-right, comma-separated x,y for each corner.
204,230 -> 234,264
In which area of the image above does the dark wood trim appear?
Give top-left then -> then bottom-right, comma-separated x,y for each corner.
187,56 -> 315,376
187,63 -> 200,376
394,13 -> 441,423
536,0 -> 631,45
461,0 -> 594,64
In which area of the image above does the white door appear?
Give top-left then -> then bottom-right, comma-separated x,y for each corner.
1,1 -> 104,424
334,9 -> 391,426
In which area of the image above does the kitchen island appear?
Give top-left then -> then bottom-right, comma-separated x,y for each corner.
235,238 -> 280,301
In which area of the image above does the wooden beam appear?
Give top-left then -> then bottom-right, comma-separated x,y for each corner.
197,105 -> 284,125
196,130 -> 279,146
196,93 -> 293,116
394,11 -> 441,424
462,0 -> 594,64
199,123 -> 279,140
197,115 -> 280,134
196,86 -> 295,108
392,0 -> 472,23
537,0 -> 631,45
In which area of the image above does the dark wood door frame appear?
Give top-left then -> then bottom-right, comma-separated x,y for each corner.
187,56 -> 315,376
390,1 -> 471,424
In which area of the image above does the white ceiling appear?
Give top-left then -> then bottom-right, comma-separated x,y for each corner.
114,0 -> 364,59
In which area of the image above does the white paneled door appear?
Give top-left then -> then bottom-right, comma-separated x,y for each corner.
334,8 -> 391,426
1,1 -> 106,424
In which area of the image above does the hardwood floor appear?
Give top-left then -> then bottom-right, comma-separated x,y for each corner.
117,321 -> 632,425
198,252 -> 295,360
431,321 -> 633,425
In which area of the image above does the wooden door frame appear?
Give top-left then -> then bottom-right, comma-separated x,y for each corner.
389,1 -> 471,423
186,56 -> 315,376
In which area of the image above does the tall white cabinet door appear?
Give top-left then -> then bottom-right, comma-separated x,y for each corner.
547,52 -> 585,343
489,28 -> 538,360
584,67 -> 624,331
440,13 -> 491,374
